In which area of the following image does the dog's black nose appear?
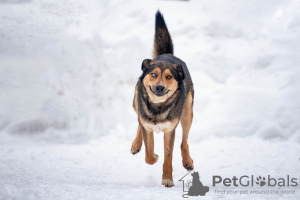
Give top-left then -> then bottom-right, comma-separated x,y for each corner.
155,85 -> 165,93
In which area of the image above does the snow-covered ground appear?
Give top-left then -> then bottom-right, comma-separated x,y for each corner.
0,0 -> 300,199
0,135 -> 299,200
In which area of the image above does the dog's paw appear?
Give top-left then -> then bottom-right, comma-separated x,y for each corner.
162,179 -> 174,187
145,153 -> 159,165
183,157 -> 194,171
131,140 -> 142,155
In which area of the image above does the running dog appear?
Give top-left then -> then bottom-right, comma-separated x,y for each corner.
131,11 -> 194,187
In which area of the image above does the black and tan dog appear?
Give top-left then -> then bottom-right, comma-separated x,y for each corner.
131,11 -> 194,187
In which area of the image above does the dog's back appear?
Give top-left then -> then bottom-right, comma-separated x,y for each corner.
153,11 -> 193,99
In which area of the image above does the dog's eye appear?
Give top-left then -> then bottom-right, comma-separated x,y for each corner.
166,75 -> 172,80
151,73 -> 157,78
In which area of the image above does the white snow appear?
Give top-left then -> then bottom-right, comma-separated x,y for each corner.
0,0 -> 300,199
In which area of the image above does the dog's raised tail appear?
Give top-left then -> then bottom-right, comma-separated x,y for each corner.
153,10 -> 174,58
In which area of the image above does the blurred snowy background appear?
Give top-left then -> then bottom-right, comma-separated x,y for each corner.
0,0 -> 300,199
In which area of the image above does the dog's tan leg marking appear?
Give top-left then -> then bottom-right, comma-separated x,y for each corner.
142,127 -> 158,165
162,129 -> 175,187
131,84 -> 143,155
180,90 -> 194,171
132,84 -> 138,114
131,125 -> 143,155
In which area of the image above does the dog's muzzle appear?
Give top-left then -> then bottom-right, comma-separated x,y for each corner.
150,85 -> 170,97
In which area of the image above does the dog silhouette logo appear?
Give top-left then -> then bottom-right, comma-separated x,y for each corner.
179,171 -> 209,198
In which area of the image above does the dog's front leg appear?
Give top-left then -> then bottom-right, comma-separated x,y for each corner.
180,90 -> 194,171
161,129 -> 175,187
142,127 -> 158,165
131,125 -> 143,154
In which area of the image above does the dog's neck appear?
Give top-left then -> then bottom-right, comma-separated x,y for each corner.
138,82 -> 181,115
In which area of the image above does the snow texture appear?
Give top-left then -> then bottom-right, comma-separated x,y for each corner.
0,0 -> 300,199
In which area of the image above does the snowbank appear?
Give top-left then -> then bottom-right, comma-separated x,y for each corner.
0,0 -> 300,143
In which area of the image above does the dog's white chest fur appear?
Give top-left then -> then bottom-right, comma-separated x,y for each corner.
145,121 -> 171,133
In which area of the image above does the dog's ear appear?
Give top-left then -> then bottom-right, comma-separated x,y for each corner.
141,59 -> 152,71
173,64 -> 185,80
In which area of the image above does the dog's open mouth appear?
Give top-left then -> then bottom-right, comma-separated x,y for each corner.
149,86 -> 170,97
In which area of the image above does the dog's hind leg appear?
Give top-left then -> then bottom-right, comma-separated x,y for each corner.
131,125 -> 143,155
142,127 -> 158,165
180,89 -> 194,171
162,129 -> 176,187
